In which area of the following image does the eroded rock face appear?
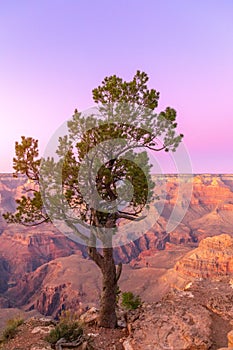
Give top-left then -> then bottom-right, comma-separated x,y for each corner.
0,224 -> 85,281
0,257 -> 9,293
175,234 -> 233,279
114,174 -> 233,263
6,254 -> 101,318
126,278 -> 233,350
4,249 -> 187,317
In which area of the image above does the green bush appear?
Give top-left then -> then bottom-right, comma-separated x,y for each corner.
1,317 -> 24,341
45,310 -> 83,345
121,291 -> 141,310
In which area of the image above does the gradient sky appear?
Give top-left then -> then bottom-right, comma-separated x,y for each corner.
0,0 -> 233,173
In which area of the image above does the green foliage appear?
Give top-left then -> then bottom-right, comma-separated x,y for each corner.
121,291 -> 142,310
3,71 -> 183,234
1,317 -> 24,342
92,70 -> 160,109
13,136 -> 40,180
2,191 -> 47,225
45,310 -> 83,345
2,70 -> 184,329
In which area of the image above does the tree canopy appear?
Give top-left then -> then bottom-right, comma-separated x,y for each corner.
3,70 -> 183,327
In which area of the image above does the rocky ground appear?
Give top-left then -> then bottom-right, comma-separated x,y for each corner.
0,316 -> 127,350
126,279 -> 233,350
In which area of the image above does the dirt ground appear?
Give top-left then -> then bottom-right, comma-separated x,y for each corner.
0,318 -> 127,350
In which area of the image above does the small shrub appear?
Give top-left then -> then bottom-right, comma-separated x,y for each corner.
121,291 -> 141,310
1,317 -> 24,341
45,310 -> 83,345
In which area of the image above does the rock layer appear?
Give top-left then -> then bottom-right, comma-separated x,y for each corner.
175,234 -> 233,279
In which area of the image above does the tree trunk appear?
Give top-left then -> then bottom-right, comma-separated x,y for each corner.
98,247 -> 117,328
87,217 -> 122,328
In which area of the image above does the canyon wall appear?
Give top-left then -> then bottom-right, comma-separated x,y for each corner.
175,234 -> 233,279
0,173 -> 233,316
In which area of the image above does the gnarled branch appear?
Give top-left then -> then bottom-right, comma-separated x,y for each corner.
116,262 -> 122,282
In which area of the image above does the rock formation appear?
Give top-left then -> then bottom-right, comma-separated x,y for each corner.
124,278 -> 233,350
0,224 -> 85,282
124,233 -> 233,350
175,234 -> 233,279
5,253 -> 101,318
4,250 -> 182,317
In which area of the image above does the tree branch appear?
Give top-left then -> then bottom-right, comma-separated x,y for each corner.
24,217 -> 50,226
63,218 -> 89,244
88,246 -> 104,270
116,262 -> 122,282
87,231 -> 104,269
116,211 -> 146,221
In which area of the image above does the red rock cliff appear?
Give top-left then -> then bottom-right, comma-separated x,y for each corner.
175,234 -> 233,278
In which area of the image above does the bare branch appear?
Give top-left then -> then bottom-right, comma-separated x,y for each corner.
88,232 -> 104,269
116,211 -> 146,221
20,218 -> 50,226
116,262 -> 122,282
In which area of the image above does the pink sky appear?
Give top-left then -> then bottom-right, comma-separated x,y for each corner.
0,0 -> 233,173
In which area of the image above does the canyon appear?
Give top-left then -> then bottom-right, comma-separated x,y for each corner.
1,173 -> 233,349
124,234 -> 233,350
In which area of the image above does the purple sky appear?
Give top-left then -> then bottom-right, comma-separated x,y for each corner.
0,0 -> 233,173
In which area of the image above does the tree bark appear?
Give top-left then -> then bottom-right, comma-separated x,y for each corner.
88,215 -> 121,328
98,247 -> 118,328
